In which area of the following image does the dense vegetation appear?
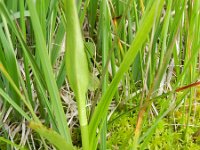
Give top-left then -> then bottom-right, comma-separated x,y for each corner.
0,0 -> 200,149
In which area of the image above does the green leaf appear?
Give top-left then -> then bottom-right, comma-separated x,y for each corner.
28,122 -> 74,150
64,0 -> 89,149
85,41 -> 95,59
64,7 -> 89,98
88,73 -> 100,91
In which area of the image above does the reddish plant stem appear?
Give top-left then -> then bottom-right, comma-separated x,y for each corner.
175,81 -> 200,92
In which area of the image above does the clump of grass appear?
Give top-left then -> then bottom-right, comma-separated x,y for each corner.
0,0 -> 200,150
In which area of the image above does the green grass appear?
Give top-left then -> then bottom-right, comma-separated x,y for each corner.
0,0 -> 200,150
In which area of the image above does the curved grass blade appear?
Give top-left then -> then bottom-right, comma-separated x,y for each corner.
28,122 -> 74,150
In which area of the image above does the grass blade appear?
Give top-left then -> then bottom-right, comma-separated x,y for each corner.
0,88 -> 30,121
29,122 -> 74,150
0,137 -> 27,150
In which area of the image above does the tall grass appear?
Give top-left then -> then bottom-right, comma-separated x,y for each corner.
0,0 -> 200,150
